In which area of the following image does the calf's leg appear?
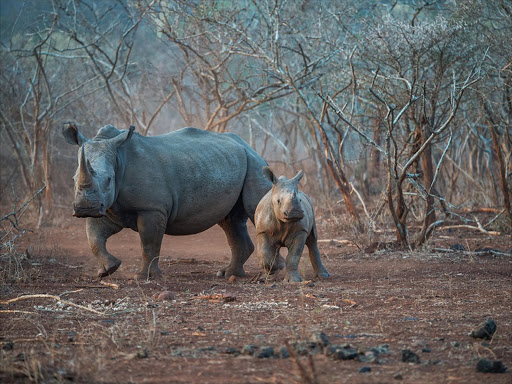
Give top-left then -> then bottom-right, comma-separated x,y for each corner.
256,233 -> 285,274
306,225 -> 330,278
284,233 -> 307,282
86,217 -> 123,278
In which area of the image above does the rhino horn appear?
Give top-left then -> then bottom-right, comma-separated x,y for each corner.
78,146 -> 93,188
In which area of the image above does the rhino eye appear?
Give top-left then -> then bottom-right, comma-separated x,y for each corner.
105,177 -> 112,187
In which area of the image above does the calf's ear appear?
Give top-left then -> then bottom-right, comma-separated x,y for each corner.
291,170 -> 304,186
263,166 -> 277,184
62,122 -> 88,146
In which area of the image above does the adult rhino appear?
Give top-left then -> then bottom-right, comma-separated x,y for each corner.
62,123 -> 271,279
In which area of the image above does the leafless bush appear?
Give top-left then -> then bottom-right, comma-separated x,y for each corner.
0,183 -> 46,282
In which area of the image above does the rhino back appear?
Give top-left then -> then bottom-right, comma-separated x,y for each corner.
115,128 -> 249,234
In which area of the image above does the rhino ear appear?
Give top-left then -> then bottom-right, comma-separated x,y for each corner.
62,122 -> 88,146
110,125 -> 135,147
291,170 -> 304,186
263,166 -> 277,184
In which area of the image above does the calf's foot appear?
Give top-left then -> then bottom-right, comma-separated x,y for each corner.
284,270 -> 303,283
315,266 -> 330,279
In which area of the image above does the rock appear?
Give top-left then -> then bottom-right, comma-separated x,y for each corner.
422,347 -> 431,353
136,348 -> 149,359
241,344 -> 258,356
401,349 -> 420,364
476,359 -> 507,373
358,344 -> 390,363
371,344 -> 390,355
310,332 -> 330,347
2,340 -> 14,351
222,347 -> 239,355
394,373 -> 403,380
471,318 -> 497,340
358,350 -> 378,363
153,291 -> 175,301
326,344 -> 358,360
256,347 -> 275,358
15,352 -> 25,362
279,346 -> 290,359
359,366 -> 372,373
450,243 -> 466,252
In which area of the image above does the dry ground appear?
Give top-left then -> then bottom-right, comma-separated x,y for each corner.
0,216 -> 511,383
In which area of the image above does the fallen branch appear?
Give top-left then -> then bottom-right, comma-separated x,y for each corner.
0,294 -> 107,316
438,225 -> 500,236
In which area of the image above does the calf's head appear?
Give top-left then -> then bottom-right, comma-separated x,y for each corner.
62,123 -> 134,218
263,167 -> 305,222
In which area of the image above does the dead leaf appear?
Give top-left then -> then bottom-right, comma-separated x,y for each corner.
228,275 -> 236,283
191,332 -> 206,336
342,299 -> 357,306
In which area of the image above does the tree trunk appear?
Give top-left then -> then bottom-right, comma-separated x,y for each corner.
489,124 -> 512,226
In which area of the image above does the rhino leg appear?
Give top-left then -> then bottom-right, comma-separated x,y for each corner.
306,225 -> 330,279
284,233 -> 307,283
256,234 -> 285,274
136,211 -> 165,280
216,202 -> 254,278
86,217 -> 123,278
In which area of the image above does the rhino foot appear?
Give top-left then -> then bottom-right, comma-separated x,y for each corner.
315,269 -> 330,279
97,258 -> 121,278
216,266 -> 246,279
284,271 -> 303,283
135,267 -> 163,281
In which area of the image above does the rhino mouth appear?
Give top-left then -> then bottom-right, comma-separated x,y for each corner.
72,205 -> 106,218
281,211 -> 304,222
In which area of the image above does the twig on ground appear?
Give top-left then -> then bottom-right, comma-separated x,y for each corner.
317,239 -> 353,245
0,294 -> 107,316
0,310 -> 39,315
285,340 -> 317,384
431,248 -> 511,257
100,281 -> 120,289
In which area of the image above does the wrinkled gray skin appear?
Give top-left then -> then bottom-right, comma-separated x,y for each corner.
62,123 -> 271,280
254,167 -> 330,282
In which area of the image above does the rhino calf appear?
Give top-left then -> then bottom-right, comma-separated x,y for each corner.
255,167 -> 329,282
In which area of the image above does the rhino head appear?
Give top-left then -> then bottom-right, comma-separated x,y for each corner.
263,167 -> 305,222
62,123 -> 134,218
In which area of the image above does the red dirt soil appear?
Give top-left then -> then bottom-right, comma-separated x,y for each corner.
1,216 -> 511,383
